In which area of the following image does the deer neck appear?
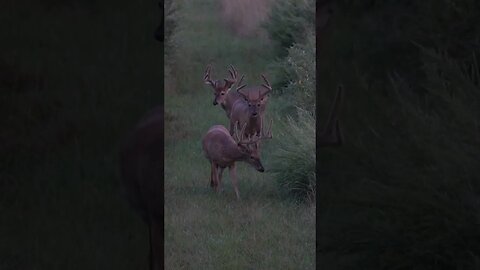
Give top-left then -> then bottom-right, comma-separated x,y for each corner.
224,90 -> 241,115
247,114 -> 262,135
226,143 -> 245,161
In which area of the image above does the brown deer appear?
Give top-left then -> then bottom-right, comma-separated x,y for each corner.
229,74 -> 272,156
120,106 -> 163,270
319,85 -> 344,146
204,64 -> 247,117
202,119 -> 273,200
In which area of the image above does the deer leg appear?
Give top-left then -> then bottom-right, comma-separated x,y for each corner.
229,163 -> 240,200
217,166 -> 225,193
229,120 -> 235,136
210,162 -> 217,190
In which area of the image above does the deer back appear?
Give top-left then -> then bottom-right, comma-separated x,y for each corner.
202,125 -> 243,165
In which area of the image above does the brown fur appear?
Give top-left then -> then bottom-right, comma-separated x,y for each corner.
202,125 -> 264,199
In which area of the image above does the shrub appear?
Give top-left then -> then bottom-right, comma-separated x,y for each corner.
263,0 -> 314,58
272,108 -> 315,203
270,30 -> 315,110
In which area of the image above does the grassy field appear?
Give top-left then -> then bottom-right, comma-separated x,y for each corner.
164,0 -> 315,269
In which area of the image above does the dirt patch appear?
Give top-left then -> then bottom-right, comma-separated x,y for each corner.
220,0 -> 271,37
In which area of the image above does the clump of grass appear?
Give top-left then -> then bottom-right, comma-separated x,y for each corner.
272,108 -> 315,203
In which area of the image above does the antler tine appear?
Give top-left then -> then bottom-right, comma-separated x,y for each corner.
225,64 -> 237,82
231,64 -> 237,74
233,121 -> 249,144
236,74 -> 247,91
204,65 -> 216,86
229,64 -> 237,79
260,74 -> 272,91
203,65 -> 210,80
233,121 -> 241,143
240,122 -> 247,142
237,119 -> 273,146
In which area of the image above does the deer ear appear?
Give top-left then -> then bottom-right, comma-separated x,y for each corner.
238,88 -> 248,98
260,87 -> 271,97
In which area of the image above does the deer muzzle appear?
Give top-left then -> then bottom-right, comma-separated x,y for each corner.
257,163 -> 265,172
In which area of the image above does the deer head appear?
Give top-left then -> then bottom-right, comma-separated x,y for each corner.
237,74 -> 272,118
204,65 -> 243,106
232,119 -> 273,172
319,85 -> 343,146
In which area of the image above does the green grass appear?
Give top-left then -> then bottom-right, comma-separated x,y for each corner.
164,0 -> 315,269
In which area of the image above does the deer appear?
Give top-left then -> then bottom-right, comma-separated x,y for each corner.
229,74 -> 272,135
119,106 -> 163,270
229,74 -> 272,156
319,85 -> 344,146
202,119 -> 273,200
203,64 -> 247,118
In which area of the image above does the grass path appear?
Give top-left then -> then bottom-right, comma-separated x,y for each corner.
164,1 -> 315,269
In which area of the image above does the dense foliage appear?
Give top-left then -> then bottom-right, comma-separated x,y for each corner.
265,0 -> 316,202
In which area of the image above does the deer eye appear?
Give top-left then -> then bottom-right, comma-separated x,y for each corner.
250,156 -> 254,160
257,104 -> 260,107
221,92 -> 225,95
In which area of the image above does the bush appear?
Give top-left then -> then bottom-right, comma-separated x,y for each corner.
266,2 -> 315,202
263,0 -> 314,58
270,30 -> 315,110
272,108 -> 316,203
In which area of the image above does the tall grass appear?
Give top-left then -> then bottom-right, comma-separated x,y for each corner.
263,0 -> 316,202
272,108 -> 316,203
